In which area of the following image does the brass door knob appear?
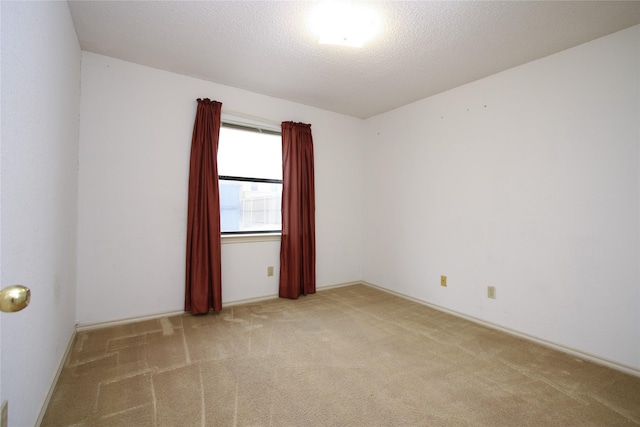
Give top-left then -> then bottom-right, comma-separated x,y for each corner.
0,285 -> 30,313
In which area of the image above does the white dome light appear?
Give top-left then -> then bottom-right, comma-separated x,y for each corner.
310,2 -> 382,48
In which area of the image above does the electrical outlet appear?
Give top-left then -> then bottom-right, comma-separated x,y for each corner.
440,275 -> 447,287
1,400 -> 8,427
267,266 -> 274,277
488,286 -> 496,299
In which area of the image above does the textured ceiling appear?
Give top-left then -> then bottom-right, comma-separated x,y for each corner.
68,1 -> 640,119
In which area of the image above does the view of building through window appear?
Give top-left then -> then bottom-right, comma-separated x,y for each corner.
218,124 -> 282,233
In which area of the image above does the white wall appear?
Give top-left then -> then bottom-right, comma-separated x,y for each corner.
76,52 -> 364,325
363,25 -> 640,370
1,2 -> 80,425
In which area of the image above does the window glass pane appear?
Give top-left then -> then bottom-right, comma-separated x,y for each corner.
220,179 -> 282,233
218,126 -> 282,180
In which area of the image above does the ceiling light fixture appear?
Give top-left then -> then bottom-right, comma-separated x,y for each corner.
310,2 -> 382,48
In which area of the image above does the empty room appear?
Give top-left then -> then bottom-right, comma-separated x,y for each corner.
2,1 -> 640,426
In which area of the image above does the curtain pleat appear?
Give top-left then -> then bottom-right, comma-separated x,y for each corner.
185,98 -> 223,314
279,121 -> 316,299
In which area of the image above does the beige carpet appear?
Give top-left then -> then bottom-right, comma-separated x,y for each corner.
42,284 -> 640,426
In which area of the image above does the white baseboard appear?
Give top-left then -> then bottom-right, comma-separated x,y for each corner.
75,281 -> 362,331
36,326 -> 77,426
317,281 -> 363,291
76,309 -> 184,332
361,281 -> 640,379
205,281 -> 362,308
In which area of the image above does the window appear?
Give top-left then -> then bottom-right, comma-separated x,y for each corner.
218,123 -> 282,234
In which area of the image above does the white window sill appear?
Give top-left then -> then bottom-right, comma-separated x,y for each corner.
221,233 -> 281,244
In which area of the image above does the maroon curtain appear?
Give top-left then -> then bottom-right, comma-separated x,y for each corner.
185,98 -> 223,314
279,122 -> 316,299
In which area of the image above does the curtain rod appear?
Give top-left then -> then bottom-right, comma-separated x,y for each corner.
222,109 -> 281,127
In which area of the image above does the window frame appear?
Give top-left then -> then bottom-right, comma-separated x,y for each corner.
218,121 -> 283,236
